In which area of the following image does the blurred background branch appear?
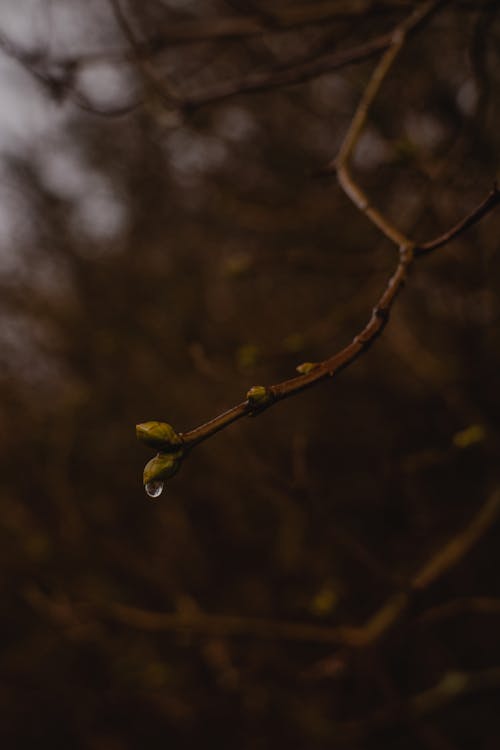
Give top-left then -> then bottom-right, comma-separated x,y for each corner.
1,1 -> 500,748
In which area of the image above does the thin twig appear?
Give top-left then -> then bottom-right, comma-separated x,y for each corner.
28,572 -> 500,735
178,183 -> 499,450
332,0 -> 447,246
108,0 -> 178,108
329,487 -> 500,647
418,596 -> 500,625
416,185 -> 500,254
103,602 -> 352,644
182,32 -> 394,111
0,28 -> 140,117
331,667 -> 500,742
0,0 -> 488,119
115,2 -> 413,48
183,1 -> 444,112
412,488 -> 500,589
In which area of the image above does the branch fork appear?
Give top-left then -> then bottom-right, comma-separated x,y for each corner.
137,0 -> 500,492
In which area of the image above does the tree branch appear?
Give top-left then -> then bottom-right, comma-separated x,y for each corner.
137,0 -> 500,489
0,28 -> 141,117
108,0 -> 177,109
182,32 -> 394,111
416,184 -> 500,255
158,184 -> 498,458
182,1 -> 444,111
331,0 -> 447,246
418,596 -> 500,625
331,667 -> 500,743
41,488 -> 497,649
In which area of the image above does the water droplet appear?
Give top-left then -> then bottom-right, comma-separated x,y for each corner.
145,480 -> 164,499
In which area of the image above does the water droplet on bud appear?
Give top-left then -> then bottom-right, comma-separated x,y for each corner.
145,480 -> 164,499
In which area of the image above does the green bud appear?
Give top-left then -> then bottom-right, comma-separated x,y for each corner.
143,450 -> 184,485
452,424 -> 486,449
296,362 -> 318,375
246,385 -> 271,405
136,421 -> 183,450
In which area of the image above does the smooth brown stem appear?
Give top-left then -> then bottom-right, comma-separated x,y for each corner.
411,488 -> 500,589
181,402 -> 248,448
415,184 -> 500,254
183,0 -> 447,110
180,186 -> 498,448
138,0 -> 499,466
332,0 -> 446,246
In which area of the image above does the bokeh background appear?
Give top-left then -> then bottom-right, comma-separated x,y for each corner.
1,1 -> 500,748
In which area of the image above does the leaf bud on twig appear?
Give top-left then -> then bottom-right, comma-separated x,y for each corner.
136,421 -> 183,450
296,362 -> 318,375
143,450 -> 184,485
246,385 -> 272,406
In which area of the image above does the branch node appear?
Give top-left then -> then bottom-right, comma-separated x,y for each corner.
296,362 -> 319,375
246,385 -> 275,414
373,306 -> 390,322
391,28 -> 405,46
399,244 -> 415,264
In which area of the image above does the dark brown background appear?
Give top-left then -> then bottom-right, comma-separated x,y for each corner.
1,1 -> 500,748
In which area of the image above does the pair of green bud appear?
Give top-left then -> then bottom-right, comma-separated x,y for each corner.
136,421 -> 184,485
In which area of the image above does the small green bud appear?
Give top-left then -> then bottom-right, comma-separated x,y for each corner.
136,421 -> 183,450
143,450 -> 184,485
246,385 -> 271,405
296,362 -> 318,375
452,424 -> 486,449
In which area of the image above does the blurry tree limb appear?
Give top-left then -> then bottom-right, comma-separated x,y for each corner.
108,0 -> 177,109
416,187 -> 500,255
0,1 -> 443,116
324,487 -> 500,648
329,1 -> 441,246
412,489 -> 500,589
418,597 -> 500,625
410,668 -> 500,718
73,1 -> 494,65
182,1 -> 445,111
102,1 -> 417,50
0,0 -> 493,118
24,572 -> 500,736
70,93 -> 142,118
0,29 -> 141,117
0,4 -> 408,76
48,488 -> 497,647
0,0 -> 490,122
0,29 -> 76,101
0,23 -> 400,114
330,667 -> 500,742
182,32 -> 396,111
421,2 -> 499,184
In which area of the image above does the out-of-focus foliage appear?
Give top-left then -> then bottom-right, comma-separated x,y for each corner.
1,1 -> 500,748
